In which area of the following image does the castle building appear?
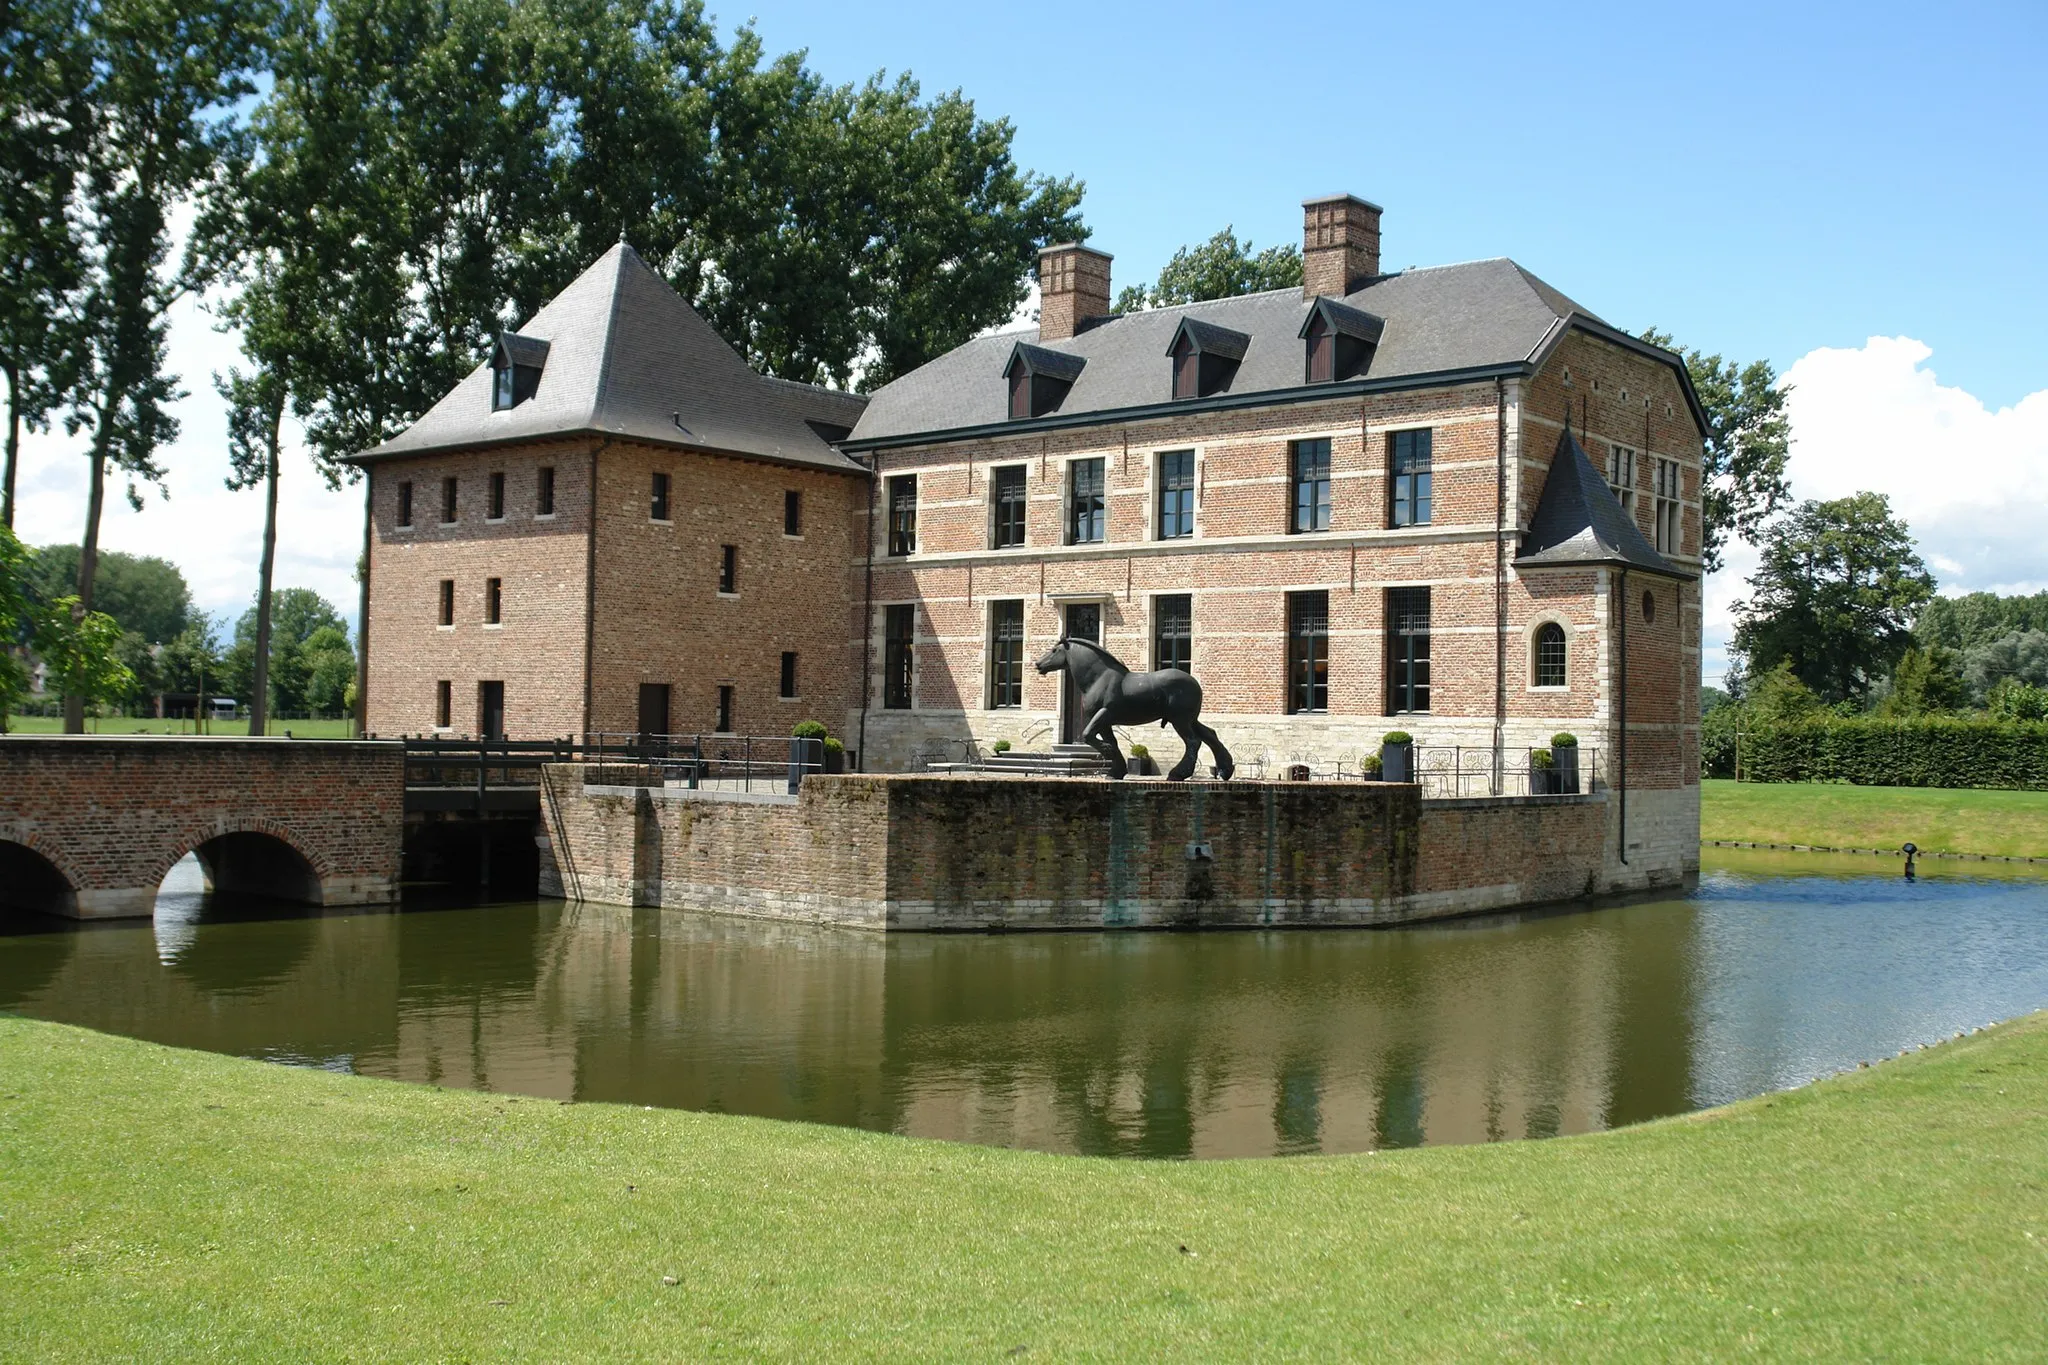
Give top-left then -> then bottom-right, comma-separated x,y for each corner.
353,192 -> 1704,884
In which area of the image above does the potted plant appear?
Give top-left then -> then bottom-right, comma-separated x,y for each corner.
1380,731 -> 1415,783
822,736 -> 845,774
1128,741 -> 1158,777
1550,732 -> 1579,794
1360,752 -> 1383,782
791,720 -> 832,773
1530,746 -> 1556,795
992,738 -> 1012,754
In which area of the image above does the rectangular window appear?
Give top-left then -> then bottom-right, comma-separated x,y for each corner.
989,600 -> 1025,708
438,579 -> 454,627
651,471 -> 671,521
992,465 -> 1027,548
719,544 -> 737,593
888,475 -> 917,556
1154,594 -> 1192,673
1387,587 -> 1431,714
484,577 -> 502,624
1287,591 -> 1329,714
1653,457 -> 1682,554
883,604 -> 914,710
1158,450 -> 1194,538
1608,444 -> 1638,515
488,471 -> 505,520
1068,458 -> 1104,544
1291,438 -> 1332,533
396,481 -> 414,529
537,466 -> 555,516
478,680 -> 505,740
780,651 -> 798,699
435,680 -> 451,729
440,476 -> 458,524
784,489 -> 802,536
715,685 -> 734,735
1390,430 -> 1431,527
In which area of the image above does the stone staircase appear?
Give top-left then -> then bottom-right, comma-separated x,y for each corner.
928,742 -> 1112,777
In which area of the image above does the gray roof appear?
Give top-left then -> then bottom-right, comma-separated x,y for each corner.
849,257 -> 1676,446
1170,316 -> 1250,361
356,244 -> 866,474
1005,342 -> 1087,382
1516,426 -> 1693,580
1300,296 -> 1385,343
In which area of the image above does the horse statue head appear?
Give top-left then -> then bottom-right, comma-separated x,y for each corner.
1034,634 -> 1074,676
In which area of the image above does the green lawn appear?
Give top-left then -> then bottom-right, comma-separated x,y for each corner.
1701,779 -> 2048,859
2,1012 -> 2044,1360
2,714 -> 355,739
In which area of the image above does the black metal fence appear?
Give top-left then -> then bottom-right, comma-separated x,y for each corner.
579,733 -> 826,795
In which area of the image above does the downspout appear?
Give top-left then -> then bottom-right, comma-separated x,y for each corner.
1618,567 -> 1629,864
1493,377 -> 1507,795
356,470 -> 373,737
856,451 -> 878,770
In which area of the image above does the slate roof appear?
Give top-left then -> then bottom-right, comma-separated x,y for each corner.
1170,316 -> 1251,361
848,257 -> 1703,447
355,244 -> 867,474
1516,426 -> 1693,580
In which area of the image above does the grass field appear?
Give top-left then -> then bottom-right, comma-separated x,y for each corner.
2,1012 -> 2043,1360
1,715 -> 355,739
1701,779 -> 2048,859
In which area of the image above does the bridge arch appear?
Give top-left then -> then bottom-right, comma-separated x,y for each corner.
0,837 -> 78,918
152,820 -> 331,908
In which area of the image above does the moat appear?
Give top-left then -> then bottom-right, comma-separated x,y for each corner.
3,848 -> 2045,1159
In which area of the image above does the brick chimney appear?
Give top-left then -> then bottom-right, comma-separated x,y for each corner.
1036,243 -> 1112,341
1301,194 -> 1382,298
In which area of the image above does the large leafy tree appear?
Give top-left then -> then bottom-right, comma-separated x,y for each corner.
25,543 -> 191,643
1638,329 -> 1791,574
0,0 -> 92,530
1112,226 -> 1303,314
232,586 -> 346,716
0,525 -> 131,728
1730,492 -> 1934,706
58,0 -> 267,730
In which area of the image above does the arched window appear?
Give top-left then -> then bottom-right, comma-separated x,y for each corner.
1533,622 -> 1567,687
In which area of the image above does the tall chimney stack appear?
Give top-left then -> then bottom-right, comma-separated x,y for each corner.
1301,194 -> 1382,299
1036,243 -> 1112,341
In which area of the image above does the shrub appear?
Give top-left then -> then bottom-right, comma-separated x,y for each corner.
791,720 -> 827,741
822,737 -> 843,754
1551,732 -> 1577,748
1731,715 -> 2048,789
1362,752 -> 1383,774
1129,743 -> 1149,758
991,739 -> 1011,753
1531,747 -> 1555,770
1382,730 -> 1412,745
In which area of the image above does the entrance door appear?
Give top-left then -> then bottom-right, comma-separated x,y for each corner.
1060,602 -> 1101,743
637,683 -> 671,754
478,680 -> 506,740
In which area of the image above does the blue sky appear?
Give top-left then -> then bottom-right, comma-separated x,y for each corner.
11,0 -> 2046,684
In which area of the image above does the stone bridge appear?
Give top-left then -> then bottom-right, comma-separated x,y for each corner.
0,736 -> 404,919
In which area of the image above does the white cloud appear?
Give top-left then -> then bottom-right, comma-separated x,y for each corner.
8,285 -> 364,637
1702,336 -> 2048,684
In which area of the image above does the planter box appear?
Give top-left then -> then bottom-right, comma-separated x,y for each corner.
1380,742 -> 1414,784
1530,767 -> 1558,795
1552,746 -> 1579,794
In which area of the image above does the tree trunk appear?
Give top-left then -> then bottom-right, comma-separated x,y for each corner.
2,358 -> 19,531
65,421 -> 110,733
248,405 -> 281,735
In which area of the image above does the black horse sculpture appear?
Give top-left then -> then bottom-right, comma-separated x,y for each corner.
1034,635 -> 1234,781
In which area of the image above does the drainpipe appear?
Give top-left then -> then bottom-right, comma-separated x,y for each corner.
1493,377 -> 1507,795
356,470 -> 373,737
1618,567 -> 1629,864
582,439 -> 611,740
856,451 -> 878,770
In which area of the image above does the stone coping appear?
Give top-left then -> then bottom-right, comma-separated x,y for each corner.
0,733 -> 397,750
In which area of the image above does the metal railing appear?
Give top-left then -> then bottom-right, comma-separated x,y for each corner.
579,732 -> 827,795
1400,744 -> 1603,800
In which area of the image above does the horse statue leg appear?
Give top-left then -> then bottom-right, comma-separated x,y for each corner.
1080,707 -> 1127,780
1165,715 -> 1202,781
1195,720 -> 1234,781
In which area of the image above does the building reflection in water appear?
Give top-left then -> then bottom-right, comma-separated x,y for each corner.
0,883 -> 1703,1157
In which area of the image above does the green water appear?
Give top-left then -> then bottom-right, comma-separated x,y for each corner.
4,849 -> 2046,1158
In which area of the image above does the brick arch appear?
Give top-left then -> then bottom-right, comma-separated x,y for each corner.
0,825 -> 87,893
147,816 -> 336,893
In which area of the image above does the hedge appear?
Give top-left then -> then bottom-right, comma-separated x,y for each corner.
1712,716 -> 2048,789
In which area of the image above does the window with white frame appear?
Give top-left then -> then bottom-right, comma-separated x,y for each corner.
1653,457 -> 1682,554
1607,444 -> 1638,515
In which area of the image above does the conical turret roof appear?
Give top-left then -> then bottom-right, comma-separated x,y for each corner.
1515,425 -> 1692,579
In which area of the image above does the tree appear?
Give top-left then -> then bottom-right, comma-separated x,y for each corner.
1638,330 -> 1791,574
0,0 -> 92,529
1730,493 -> 1934,706
301,624 -> 354,716
156,618 -> 221,696
1876,645 -> 1965,717
59,0 -> 266,731
35,595 -> 135,718
233,586 -> 345,718
1112,226 -> 1303,314
1961,629 -> 2048,705
0,523 -> 41,726
1916,591 -> 2048,652
25,544 -> 191,643
1743,658 -> 1825,722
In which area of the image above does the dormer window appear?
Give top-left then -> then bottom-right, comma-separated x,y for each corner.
1165,318 -> 1249,400
490,332 -> 550,412
1299,297 -> 1383,383
1003,342 -> 1085,419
